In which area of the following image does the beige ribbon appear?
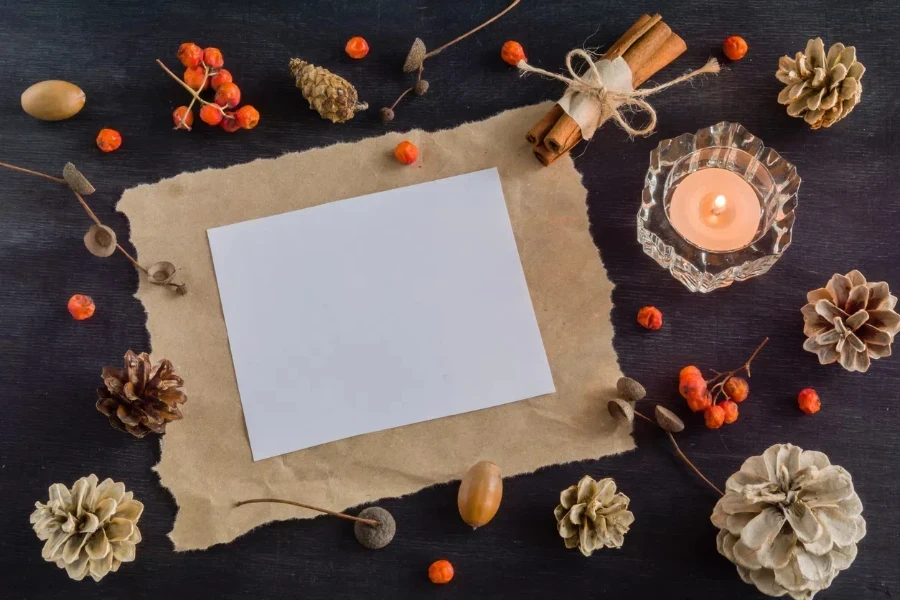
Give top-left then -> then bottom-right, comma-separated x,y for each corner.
519,49 -> 720,137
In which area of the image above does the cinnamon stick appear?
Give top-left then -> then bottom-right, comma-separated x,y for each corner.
532,142 -> 561,166
631,32 -> 687,87
621,21 -> 672,75
525,104 -> 564,144
604,13 -> 661,59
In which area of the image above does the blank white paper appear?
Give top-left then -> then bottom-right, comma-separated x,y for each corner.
208,168 -> 555,461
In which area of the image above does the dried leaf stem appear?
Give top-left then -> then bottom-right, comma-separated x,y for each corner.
634,407 -> 724,497
235,498 -> 380,527
707,337 -> 769,402
423,0 -> 521,60
0,160 -> 182,291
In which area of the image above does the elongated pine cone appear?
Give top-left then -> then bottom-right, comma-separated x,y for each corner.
554,475 -> 634,556
30,474 -> 143,581
96,350 -> 186,437
712,444 -> 865,599
776,38 -> 864,129
289,58 -> 368,123
802,270 -> 900,372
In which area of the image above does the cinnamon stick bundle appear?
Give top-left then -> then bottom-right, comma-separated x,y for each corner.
528,14 -> 687,166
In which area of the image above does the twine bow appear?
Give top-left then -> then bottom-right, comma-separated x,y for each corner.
519,49 -> 720,137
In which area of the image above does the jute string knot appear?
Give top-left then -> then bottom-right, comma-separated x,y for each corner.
518,49 -> 720,137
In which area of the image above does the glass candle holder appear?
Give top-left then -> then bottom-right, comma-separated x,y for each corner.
637,122 -> 800,293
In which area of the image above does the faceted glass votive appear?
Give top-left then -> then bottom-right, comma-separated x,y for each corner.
637,122 -> 800,293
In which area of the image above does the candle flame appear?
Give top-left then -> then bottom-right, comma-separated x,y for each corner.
711,195 -> 727,216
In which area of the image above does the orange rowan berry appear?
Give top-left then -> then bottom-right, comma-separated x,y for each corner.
704,404 -> 725,429
679,365 -> 702,381
637,306 -> 662,330
235,105 -> 260,129
67,294 -> 95,320
687,389 -> 713,413
177,42 -> 203,68
184,66 -> 208,91
96,128 -> 122,152
220,113 -> 241,132
723,36 -> 748,61
210,68 -> 232,91
723,376 -> 749,403
720,399 -> 739,424
798,388 -> 821,414
345,36 -> 370,59
500,40 -> 526,66
200,104 -> 224,126
428,559 -> 454,584
215,82 -> 241,108
203,47 -> 224,69
394,140 -> 418,165
172,106 -> 193,130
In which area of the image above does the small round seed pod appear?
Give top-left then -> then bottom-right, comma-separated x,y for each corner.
147,261 -> 177,285
616,377 -> 646,403
354,506 -> 396,549
655,405 -> 685,433
414,80 -> 429,96
63,163 -> 95,196
403,38 -> 426,73
380,107 -> 395,123
607,398 -> 634,426
84,224 -> 117,257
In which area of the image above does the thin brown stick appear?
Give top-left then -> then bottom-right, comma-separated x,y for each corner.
0,161 -> 66,184
389,86 -> 414,110
235,498 -> 380,527
633,409 -> 654,424
156,59 -> 228,117
424,0 -> 520,60
707,337 -> 769,401
667,432 -> 724,496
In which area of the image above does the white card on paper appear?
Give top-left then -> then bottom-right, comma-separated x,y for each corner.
207,168 -> 555,461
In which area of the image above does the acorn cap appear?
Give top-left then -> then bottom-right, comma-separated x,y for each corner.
607,398 -> 634,426
354,506 -> 396,549
655,405 -> 685,433
403,38 -> 426,72
84,224 -> 116,257
63,162 -> 95,195
616,377 -> 646,403
147,261 -> 177,285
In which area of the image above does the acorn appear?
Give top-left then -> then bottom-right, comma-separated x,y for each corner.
458,460 -> 502,529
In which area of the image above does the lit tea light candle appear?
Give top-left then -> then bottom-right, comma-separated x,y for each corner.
668,168 -> 761,252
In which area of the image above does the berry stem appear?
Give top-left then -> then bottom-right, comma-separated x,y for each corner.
235,498 -> 380,527
389,86 -> 414,111
156,59 -> 228,117
666,432 -> 725,497
0,161 -> 65,184
175,64 -> 211,131
423,0 -> 520,60
706,337 -> 769,403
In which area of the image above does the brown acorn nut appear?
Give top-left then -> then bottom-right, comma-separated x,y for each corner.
458,460 -> 502,529
21,80 -> 85,121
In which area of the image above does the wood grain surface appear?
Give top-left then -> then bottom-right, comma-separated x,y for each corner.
1,1 -> 898,598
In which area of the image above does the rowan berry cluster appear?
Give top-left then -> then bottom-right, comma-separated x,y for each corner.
166,43 -> 259,133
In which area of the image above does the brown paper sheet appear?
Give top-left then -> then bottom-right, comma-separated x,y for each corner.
118,102 -> 634,551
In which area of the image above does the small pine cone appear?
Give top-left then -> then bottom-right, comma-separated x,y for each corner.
289,58 -> 368,123
96,350 -> 187,437
554,476 -> 634,556
776,38 -> 864,129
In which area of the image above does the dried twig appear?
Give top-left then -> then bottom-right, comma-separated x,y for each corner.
235,498 -> 380,527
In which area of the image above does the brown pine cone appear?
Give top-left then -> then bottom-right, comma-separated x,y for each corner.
96,350 -> 186,437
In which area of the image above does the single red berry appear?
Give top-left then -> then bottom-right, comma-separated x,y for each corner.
679,365 -> 702,381
210,68 -> 233,90
720,400 -> 739,424
177,42 -> 203,68
723,376 -> 750,403
203,47 -> 224,69
200,104 -> 224,126
172,106 -> 194,130
636,306 -> 663,330
686,388 -> 713,413
428,559 -> 454,584
704,405 -> 726,429
235,105 -> 260,129
220,113 -> 241,132
215,82 -> 241,108
723,35 -> 748,61
679,375 -> 707,402
96,128 -> 122,152
345,36 -> 370,59
500,40 -> 527,66
394,140 -> 418,165
798,388 -> 821,414
184,66 -> 208,91
67,294 -> 95,320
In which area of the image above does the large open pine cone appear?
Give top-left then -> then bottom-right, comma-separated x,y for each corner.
776,38 -> 864,129
712,444 -> 865,599
96,350 -> 186,437
802,270 -> 900,372
554,475 -> 634,556
30,474 -> 143,581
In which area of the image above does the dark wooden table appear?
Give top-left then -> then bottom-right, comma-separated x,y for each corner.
2,1 -> 898,598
